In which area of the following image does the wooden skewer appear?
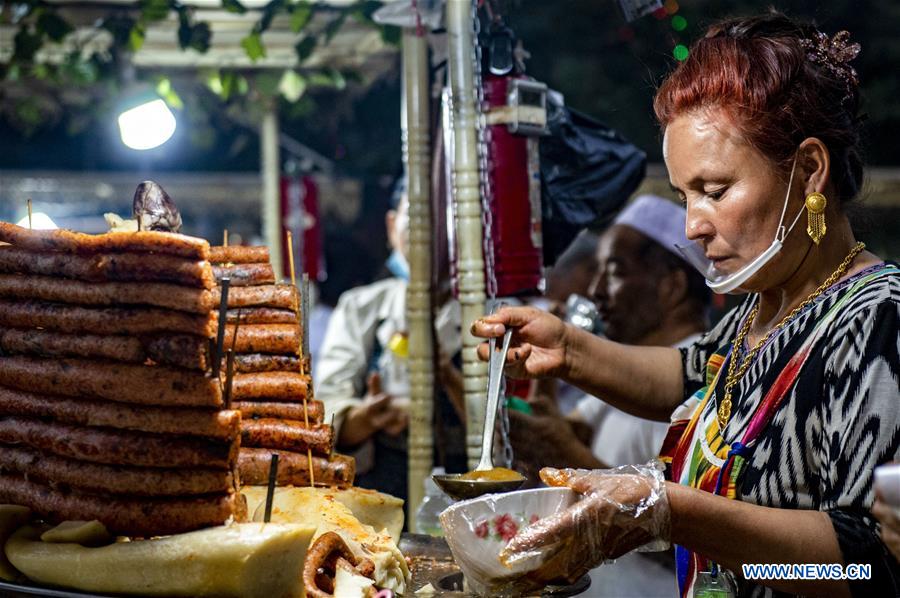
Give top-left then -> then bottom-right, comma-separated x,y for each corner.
263,453 -> 279,523
230,308 -> 242,350
223,349 -> 235,409
27,199 -> 32,230
213,278 -> 230,379
223,229 -> 229,247
330,414 -> 336,458
286,230 -> 315,487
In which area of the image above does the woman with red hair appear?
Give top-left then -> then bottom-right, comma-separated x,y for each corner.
472,12 -> 899,597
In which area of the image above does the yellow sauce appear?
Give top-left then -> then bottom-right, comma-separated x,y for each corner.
458,467 -> 523,482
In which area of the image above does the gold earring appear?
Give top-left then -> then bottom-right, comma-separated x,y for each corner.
805,192 -> 827,244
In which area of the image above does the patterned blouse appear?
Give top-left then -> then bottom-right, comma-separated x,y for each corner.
669,261 -> 900,597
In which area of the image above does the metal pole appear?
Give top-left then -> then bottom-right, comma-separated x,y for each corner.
261,100 -> 283,279
403,29 -> 433,530
447,0 -> 487,469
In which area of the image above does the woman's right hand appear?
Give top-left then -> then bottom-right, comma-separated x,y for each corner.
470,306 -> 570,379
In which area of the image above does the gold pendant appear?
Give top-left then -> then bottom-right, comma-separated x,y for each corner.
805,192 -> 827,245
717,392 -> 732,430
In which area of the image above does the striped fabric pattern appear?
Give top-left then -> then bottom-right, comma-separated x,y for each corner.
665,262 -> 900,597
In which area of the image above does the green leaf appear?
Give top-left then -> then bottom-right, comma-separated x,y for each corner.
206,71 -> 225,97
323,13 -> 346,43
259,0 -> 284,32
177,14 -> 192,49
221,0 -> 247,14
155,77 -> 184,109
139,0 -> 170,22
129,24 -> 146,52
189,22 -> 212,52
349,0 -> 381,25
294,35 -> 316,62
308,69 -> 345,88
380,25 -> 401,47
327,67 -> 345,90
236,75 -> 249,95
101,15 -> 136,46
36,11 -> 74,42
278,70 -> 306,102
255,71 -> 281,97
290,4 -> 313,33
241,31 -> 266,61
13,27 -> 43,62
220,72 -> 237,100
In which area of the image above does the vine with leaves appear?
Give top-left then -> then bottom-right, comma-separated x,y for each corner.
0,0 -> 400,136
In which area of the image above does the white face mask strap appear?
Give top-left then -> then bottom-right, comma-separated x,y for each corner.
777,154 -> 806,242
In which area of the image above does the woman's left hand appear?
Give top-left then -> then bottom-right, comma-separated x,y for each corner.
499,463 -> 671,584
872,496 -> 900,562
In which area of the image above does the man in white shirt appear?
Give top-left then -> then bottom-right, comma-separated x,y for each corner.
315,188 -> 463,502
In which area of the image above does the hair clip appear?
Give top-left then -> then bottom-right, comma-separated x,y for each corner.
799,30 -> 861,103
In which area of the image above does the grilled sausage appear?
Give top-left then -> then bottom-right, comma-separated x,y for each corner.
215,284 -> 298,310
240,419 -> 332,455
234,400 -> 322,423
238,449 -> 355,488
230,371 -> 309,401
233,354 -> 301,373
225,308 -> 297,325
213,263 -> 275,287
209,245 -> 270,265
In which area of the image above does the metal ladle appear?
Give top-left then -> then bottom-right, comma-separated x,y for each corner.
433,326 -> 525,500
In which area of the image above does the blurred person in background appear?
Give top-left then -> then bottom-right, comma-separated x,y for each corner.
535,230 -> 601,415
315,179 -> 465,503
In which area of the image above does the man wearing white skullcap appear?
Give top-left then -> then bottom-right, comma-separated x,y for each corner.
508,194 -> 711,597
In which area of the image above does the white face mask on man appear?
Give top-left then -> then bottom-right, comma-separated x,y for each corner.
676,153 -> 806,294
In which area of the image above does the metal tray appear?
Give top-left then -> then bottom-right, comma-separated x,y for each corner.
0,580 -> 112,598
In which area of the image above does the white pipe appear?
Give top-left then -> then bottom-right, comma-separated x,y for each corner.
403,29 -> 433,531
447,0 -> 487,469
261,101 -> 283,280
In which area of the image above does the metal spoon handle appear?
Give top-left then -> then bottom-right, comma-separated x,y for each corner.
477,327 -> 513,472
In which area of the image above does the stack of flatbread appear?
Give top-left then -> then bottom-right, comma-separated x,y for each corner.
0,223 -> 245,536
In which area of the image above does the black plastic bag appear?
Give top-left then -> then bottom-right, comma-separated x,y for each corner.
540,96 -> 646,264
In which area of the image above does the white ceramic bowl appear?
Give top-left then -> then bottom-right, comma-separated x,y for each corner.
439,487 -> 577,591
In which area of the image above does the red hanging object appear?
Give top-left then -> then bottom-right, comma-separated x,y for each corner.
482,74 -> 545,297
280,175 -> 325,282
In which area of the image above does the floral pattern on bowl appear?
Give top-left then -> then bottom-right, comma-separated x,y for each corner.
474,512 -> 541,542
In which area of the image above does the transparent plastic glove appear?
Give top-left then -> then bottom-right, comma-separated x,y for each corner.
499,461 -> 670,585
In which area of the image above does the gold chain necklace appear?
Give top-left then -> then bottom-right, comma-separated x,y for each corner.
716,242 -> 866,431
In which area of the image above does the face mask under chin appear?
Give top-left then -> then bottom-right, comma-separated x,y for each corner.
676,153 -> 805,294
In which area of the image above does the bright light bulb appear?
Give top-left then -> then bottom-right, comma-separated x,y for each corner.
117,99 -> 176,150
